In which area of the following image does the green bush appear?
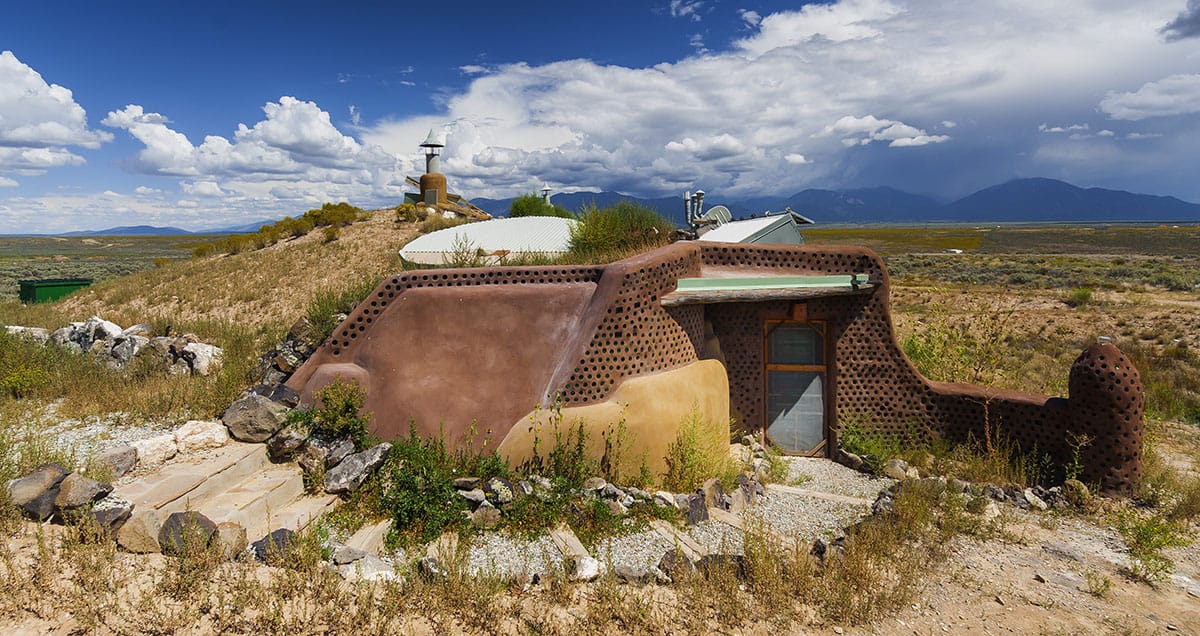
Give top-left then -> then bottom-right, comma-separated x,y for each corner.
568,201 -> 674,262
662,407 -> 737,492
305,274 -> 380,343
1114,508 -> 1192,582
286,380 -> 373,450
508,193 -> 573,219
1065,286 -> 1093,307
321,226 -> 340,243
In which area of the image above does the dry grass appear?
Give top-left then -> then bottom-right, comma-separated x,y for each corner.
51,211 -> 417,336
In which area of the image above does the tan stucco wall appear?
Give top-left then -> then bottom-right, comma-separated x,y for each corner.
497,359 -> 730,481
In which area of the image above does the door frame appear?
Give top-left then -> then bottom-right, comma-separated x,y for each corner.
762,319 -> 830,457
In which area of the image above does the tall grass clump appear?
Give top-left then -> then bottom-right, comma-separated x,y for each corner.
662,407 -> 737,492
568,201 -> 674,263
305,274 -> 381,343
507,193 -> 573,218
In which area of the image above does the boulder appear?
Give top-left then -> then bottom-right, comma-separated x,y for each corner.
95,446 -> 138,479
266,423 -> 308,462
470,501 -> 501,529
1062,479 -> 1091,508
183,342 -> 222,376
247,383 -> 300,408
324,436 -> 355,468
214,522 -> 248,561
117,509 -> 164,553
50,326 -> 73,346
122,324 -> 153,338
90,495 -> 133,531
701,478 -> 724,510
251,528 -> 295,562
613,564 -> 650,585
653,490 -> 676,508
7,463 -> 69,516
883,458 -> 910,480
159,511 -> 218,556
133,433 -> 178,467
222,394 -> 289,443
570,556 -> 605,582
54,472 -> 113,512
110,335 -> 148,364
658,548 -> 696,579
582,476 -> 606,492
685,494 -> 709,525
453,477 -> 482,490
324,443 -> 391,494
458,489 -> 486,506
339,554 -> 397,582
1023,488 -> 1049,511
606,499 -> 629,516
417,556 -> 448,581
332,545 -> 369,565
86,316 -> 123,342
483,477 -> 514,505
174,419 -> 229,453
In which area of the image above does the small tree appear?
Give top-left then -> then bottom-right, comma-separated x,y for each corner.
508,193 -> 573,218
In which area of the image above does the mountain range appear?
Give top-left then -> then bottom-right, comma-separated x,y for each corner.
30,178 -> 1200,236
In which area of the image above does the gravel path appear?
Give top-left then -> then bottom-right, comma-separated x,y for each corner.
466,533 -> 563,578
783,456 -> 893,499
594,529 -> 674,570
749,491 -> 869,542
688,519 -> 745,555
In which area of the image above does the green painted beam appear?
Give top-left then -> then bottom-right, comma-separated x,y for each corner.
673,274 -> 869,292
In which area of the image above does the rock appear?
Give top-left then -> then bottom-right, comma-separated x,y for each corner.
7,463 -> 69,519
122,324 -> 153,338
685,494 -> 709,525
728,488 -> 746,513
333,545 -> 369,565
418,556 -> 448,581
95,445 -> 138,479
168,359 -> 192,376
613,564 -> 649,584
174,419 -> 229,453
1023,488 -> 1049,511
741,434 -> 755,446
981,500 -> 1002,520
872,492 -> 895,516
148,336 -> 174,357
484,477 -> 514,505
985,485 -> 1007,501
266,423 -> 308,462
5,326 -> 50,344
251,528 -> 295,561
453,477 -> 481,490
297,443 -> 328,476
601,483 -> 624,499
182,342 -> 222,376
471,501 -> 501,529
653,490 -> 676,508
133,433 -> 178,467
700,478 -> 724,510
459,489 -> 487,505
620,494 -> 635,508
324,436 -> 355,468
949,478 -> 972,494
324,443 -> 391,494
737,474 -> 757,507
339,554 -> 397,582
273,344 -> 305,373
90,495 -> 133,531
674,493 -> 690,510
214,522 -> 247,561
883,458 -> 910,480
247,383 -> 301,408
87,316 -> 123,342
835,448 -> 865,472
117,509 -> 163,553
1062,479 -> 1091,508
606,499 -> 629,516
222,394 -> 290,443
516,480 -> 534,497
158,511 -> 218,556
110,335 -> 148,364
658,548 -> 696,579
582,476 -> 606,492
50,326 -> 73,346
570,556 -> 605,582
54,472 -> 113,512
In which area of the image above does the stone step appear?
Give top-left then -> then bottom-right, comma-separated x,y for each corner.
113,442 -> 267,512
346,518 -> 393,556
649,519 -> 707,560
548,524 -> 590,559
199,466 -> 305,541
264,494 -> 341,537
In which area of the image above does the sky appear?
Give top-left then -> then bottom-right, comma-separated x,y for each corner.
2,0 -> 1200,234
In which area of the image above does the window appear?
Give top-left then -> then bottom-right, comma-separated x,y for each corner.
765,323 -> 826,454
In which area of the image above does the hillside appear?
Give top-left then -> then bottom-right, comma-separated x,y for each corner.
55,211 -> 418,335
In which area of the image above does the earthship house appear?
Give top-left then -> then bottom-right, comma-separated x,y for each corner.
287,240 -> 1143,493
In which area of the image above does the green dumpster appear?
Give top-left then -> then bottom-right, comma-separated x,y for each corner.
18,278 -> 93,304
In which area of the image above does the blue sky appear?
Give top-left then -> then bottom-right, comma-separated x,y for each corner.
3,0 -> 1200,233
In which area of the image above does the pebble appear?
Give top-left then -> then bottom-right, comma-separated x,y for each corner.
784,456 -> 895,499
594,529 -> 674,570
466,533 -> 563,578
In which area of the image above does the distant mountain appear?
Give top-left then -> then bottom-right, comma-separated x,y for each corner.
62,225 -> 192,236
939,178 -> 1200,222
196,218 -> 281,234
469,179 -> 1200,225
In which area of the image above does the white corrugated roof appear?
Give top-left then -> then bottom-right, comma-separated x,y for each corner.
399,216 -> 578,265
698,215 -> 787,243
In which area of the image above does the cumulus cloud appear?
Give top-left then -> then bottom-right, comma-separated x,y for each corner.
180,180 -> 225,197
669,0 -> 704,21
821,115 -> 949,147
784,153 -> 812,165
0,176 -> 17,187
1161,0 -> 1200,41
0,51 -> 111,175
134,186 -> 162,195
1100,74 -> 1200,120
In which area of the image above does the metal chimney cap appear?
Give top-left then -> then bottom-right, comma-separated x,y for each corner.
419,129 -> 446,148
694,190 -> 705,196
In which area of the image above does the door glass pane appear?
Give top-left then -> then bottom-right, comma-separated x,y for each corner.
766,370 -> 824,452
769,325 -> 822,365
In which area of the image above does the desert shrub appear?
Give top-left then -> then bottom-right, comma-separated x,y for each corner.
1064,286 -> 1093,307
286,380 -> 372,450
568,201 -> 674,262
419,214 -> 469,234
302,201 -> 363,228
321,226 -> 340,243
508,193 -> 573,219
153,257 -> 172,269
663,407 -> 737,492
191,242 -> 217,257
1122,341 -> 1200,423
394,203 -> 420,223
1113,508 -> 1192,582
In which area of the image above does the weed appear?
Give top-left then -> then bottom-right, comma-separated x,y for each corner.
1113,508 -> 1192,582
1084,570 -> 1113,598
305,273 -> 380,343
321,226 -> 341,243
419,214 -> 469,234
1064,286 -> 1093,307
286,379 -> 373,450
567,200 -> 674,263
663,407 -> 738,492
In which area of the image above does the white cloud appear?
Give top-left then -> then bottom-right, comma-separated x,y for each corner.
736,0 -> 902,55
0,176 -> 17,187
784,153 -> 812,165
821,115 -> 949,147
348,105 -> 361,126
669,0 -> 704,22
1039,123 -> 1090,133
180,180 -> 225,197
1097,129 -> 1115,137
0,51 -> 111,176
739,10 -> 761,27
940,121 -> 957,128
1125,132 -> 1163,139
459,65 -> 490,75
1100,74 -> 1200,120
134,186 -> 162,195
